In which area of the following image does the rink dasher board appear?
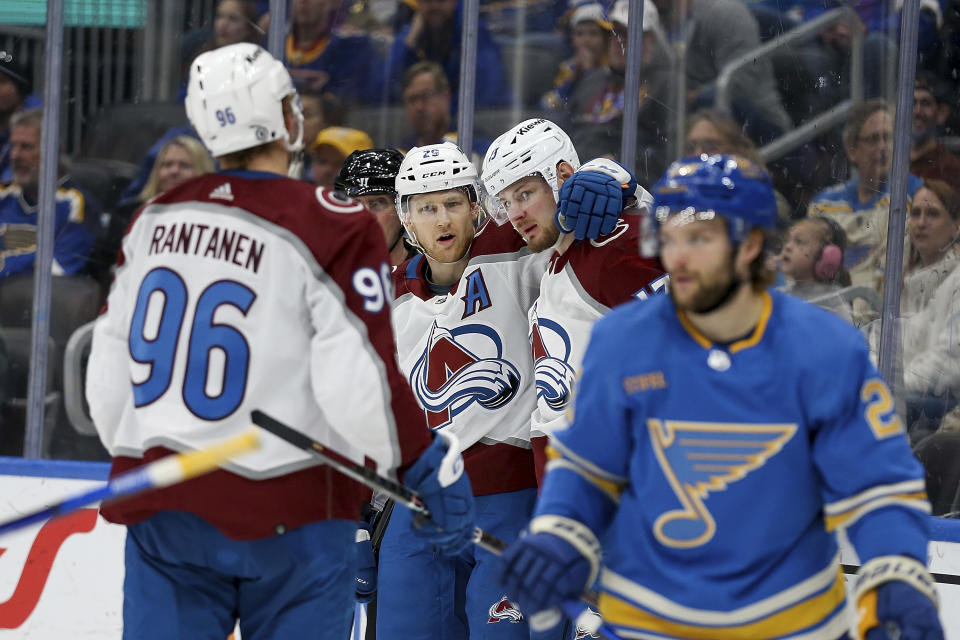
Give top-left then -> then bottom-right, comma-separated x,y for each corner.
1,459 -> 959,638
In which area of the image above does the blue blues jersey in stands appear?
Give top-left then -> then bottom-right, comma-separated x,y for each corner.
0,182 -> 94,278
537,289 -> 931,640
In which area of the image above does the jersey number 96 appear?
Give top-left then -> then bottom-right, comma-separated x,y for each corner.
128,267 -> 255,420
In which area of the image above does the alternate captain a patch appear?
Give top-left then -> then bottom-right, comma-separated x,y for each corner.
648,419 -> 796,548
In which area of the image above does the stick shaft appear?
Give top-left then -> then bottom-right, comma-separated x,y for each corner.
250,411 -> 621,640
0,430 -> 260,536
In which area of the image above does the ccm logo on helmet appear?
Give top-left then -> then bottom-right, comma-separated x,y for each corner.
424,170 -> 446,178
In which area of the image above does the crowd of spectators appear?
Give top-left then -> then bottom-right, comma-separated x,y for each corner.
1,0 -> 960,465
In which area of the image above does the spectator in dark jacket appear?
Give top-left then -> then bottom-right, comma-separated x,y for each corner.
387,0 -> 512,108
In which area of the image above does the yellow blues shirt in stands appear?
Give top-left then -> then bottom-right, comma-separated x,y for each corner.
537,289 -> 931,640
808,175 -> 922,291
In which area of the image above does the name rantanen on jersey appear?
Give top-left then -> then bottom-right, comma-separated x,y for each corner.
147,221 -> 265,274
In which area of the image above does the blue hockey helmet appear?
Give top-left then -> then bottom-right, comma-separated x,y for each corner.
647,154 -> 777,253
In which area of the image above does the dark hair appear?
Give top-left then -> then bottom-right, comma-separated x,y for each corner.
402,61 -> 450,94
843,98 -> 891,150
685,108 -> 766,168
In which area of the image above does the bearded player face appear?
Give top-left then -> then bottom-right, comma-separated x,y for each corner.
659,216 -> 738,314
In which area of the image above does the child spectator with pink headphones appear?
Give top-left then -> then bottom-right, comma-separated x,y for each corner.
778,216 -> 854,322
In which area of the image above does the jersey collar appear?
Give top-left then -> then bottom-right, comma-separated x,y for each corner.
676,290 -> 773,354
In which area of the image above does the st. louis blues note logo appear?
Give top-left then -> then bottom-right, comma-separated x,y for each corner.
648,419 -> 796,548
530,317 -> 576,413
410,322 -> 521,429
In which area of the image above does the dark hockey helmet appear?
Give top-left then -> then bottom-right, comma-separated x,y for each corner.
335,148 -> 404,198
653,154 -> 776,236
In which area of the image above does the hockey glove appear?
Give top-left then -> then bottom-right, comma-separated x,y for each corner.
555,159 -> 638,240
854,556 -> 943,640
404,430 -> 476,554
498,515 -> 601,616
355,525 -> 377,603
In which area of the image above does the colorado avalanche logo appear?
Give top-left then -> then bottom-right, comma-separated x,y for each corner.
530,317 -> 576,412
410,322 -> 521,429
488,595 -> 523,623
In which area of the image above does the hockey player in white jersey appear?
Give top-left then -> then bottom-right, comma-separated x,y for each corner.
378,139 -> 626,639
482,118 -> 666,482
85,43 -> 475,640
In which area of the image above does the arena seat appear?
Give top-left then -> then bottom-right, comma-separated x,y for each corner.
81,101 -> 189,166
0,327 -> 60,457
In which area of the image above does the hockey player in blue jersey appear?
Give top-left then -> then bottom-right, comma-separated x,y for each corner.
498,154 -> 944,640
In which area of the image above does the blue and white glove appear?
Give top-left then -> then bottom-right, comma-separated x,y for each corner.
854,556 -> 944,640
498,515 -> 601,616
404,430 -> 476,554
354,524 -> 377,603
556,159 -> 639,240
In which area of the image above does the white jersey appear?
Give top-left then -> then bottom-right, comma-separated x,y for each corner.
392,220 -> 549,494
530,214 -> 667,440
88,173 -> 429,484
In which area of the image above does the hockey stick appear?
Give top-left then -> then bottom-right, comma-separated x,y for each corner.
250,410 -> 623,640
251,409 -> 507,554
0,429 -> 261,536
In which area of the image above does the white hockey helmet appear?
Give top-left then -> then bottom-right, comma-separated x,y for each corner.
185,43 -> 303,158
395,141 -> 483,248
481,118 -> 580,223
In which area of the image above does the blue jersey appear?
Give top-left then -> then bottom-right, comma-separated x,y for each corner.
0,182 -> 95,278
537,289 -> 931,639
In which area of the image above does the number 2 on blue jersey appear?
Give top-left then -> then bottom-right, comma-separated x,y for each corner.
129,267 -> 256,420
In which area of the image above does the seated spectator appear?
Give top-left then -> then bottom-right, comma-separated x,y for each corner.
0,108 -> 95,279
394,62 -> 490,161
910,72 -> 960,189
387,0 -> 511,108
0,52 -> 40,182
114,125 -> 198,212
683,108 -> 794,226
201,0 -> 264,53
540,3 -> 612,110
808,98 -> 923,292
298,88 -> 344,181
87,136 -> 214,287
286,0 -> 385,103
887,262 -> 960,442
563,0 -> 670,184
903,179 -> 960,315
309,126 -> 374,188
653,0 -> 793,146
778,216 -> 854,322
